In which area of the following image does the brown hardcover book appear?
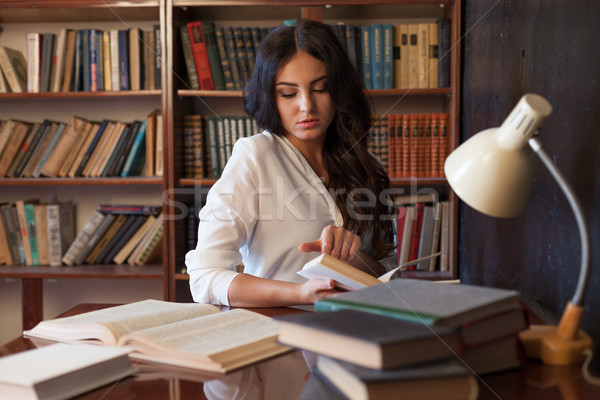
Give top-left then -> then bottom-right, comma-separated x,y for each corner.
0,208 -> 13,265
417,23 -> 429,89
128,28 -> 141,91
33,204 -> 50,265
23,299 -> 289,373
39,116 -> 87,177
394,114 -> 403,178
145,109 -> 157,177
430,113 -> 440,177
61,30 -> 77,92
409,114 -> 419,177
0,121 -> 32,177
438,113 -> 449,177
428,22 -> 439,88
401,114 -> 410,177
276,309 -> 462,370
386,114 -> 395,178
0,46 -> 27,93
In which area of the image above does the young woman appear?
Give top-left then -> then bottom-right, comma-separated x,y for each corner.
185,19 -> 396,307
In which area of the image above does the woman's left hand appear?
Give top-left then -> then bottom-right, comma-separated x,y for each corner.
299,225 -> 361,262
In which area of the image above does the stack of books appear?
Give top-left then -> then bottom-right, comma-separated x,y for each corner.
276,276 -> 528,399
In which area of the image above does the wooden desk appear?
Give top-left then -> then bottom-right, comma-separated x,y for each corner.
1,303 -> 599,399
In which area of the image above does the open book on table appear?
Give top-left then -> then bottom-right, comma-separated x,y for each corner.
297,252 -> 441,291
23,299 -> 290,374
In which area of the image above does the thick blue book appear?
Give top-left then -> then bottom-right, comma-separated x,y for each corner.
369,24 -> 383,89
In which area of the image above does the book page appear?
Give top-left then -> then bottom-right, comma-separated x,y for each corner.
118,309 -> 283,368
24,300 -> 220,346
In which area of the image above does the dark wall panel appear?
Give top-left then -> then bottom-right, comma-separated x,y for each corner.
460,0 -> 600,371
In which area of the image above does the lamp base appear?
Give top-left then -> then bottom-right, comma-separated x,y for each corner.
519,301 -> 593,366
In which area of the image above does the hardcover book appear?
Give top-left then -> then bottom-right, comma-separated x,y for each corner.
24,299 -> 290,373
275,309 -> 461,369
314,278 -> 521,329
0,343 -> 133,400
316,356 -> 478,400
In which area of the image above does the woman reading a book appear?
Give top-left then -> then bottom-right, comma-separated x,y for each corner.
186,19 -> 396,307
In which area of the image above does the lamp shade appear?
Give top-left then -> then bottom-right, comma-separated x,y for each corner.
444,94 -> 553,218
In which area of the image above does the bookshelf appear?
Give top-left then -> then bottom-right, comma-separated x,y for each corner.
0,0 -> 461,320
0,0 -> 167,329
164,0 -> 461,301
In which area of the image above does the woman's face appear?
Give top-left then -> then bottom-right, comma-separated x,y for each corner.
274,51 -> 335,148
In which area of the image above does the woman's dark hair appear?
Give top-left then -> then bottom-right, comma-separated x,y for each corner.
244,19 -> 395,259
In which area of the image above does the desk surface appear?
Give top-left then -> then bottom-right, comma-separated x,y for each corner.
1,303 -> 599,400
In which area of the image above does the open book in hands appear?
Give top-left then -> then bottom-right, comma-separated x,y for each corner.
23,299 -> 290,373
297,252 -> 441,291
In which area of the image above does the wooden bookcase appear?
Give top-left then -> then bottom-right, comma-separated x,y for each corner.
164,0 -> 461,301
0,0 -> 168,329
0,0 -> 461,318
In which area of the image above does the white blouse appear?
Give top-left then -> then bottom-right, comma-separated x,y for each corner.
185,131 -> 392,305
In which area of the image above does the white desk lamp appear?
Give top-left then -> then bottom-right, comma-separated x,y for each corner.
444,93 -> 593,365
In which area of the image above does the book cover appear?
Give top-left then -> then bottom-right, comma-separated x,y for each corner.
61,210 -> 106,266
120,120 -> 147,177
6,122 -> 42,178
315,278 -> 521,329
0,121 -> 32,177
15,198 -> 40,266
99,215 -> 145,264
39,116 -> 87,177
214,26 -> 235,90
46,201 -> 76,267
0,46 -> 27,93
179,25 -> 200,90
117,29 -> 130,90
33,204 -> 50,265
0,343 -> 133,400
19,121 -> 55,178
316,356 -> 478,400
72,119 -> 109,177
202,21 -> 226,90
72,213 -> 116,265
61,30 -> 77,92
40,32 -> 55,93
187,21 -> 214,90
1,204 -> 25,265
275,309 -> 461,369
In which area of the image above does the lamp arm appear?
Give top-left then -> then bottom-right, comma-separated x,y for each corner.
528,137 -> 590,307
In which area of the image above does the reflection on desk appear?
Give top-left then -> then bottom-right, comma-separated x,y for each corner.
134,351 -> 309,400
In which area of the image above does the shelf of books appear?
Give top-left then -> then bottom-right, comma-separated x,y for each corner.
0,0 -> 169,320
165,0 -> 461,300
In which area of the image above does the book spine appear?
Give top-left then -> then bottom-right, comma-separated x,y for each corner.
203,22 -> 226,90
360,26 -> 372,89
224,27 -> 243,90
2,205 -> 25,265
62,210 -> 105,266
134,223 -> 163,265
437,18 -> 451,88
46,203 -> 62,266
187,22 -> 214,90
179,25 -> 200,90
26,33 -> 41,93
215,27 -> 235,90
24,203 -> 40,265
120,120 -> 147,177
0,47 -> 27,92
382,24 -> 393,89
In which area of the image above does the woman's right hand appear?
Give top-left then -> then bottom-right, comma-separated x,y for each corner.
298,278 -> 340,304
